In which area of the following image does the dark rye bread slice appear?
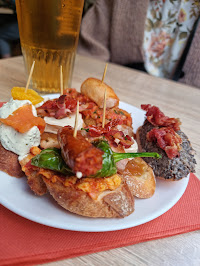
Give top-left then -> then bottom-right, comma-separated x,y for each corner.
136,120 -> 196,181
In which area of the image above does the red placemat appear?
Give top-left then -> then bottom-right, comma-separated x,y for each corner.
0,173 -> 200,266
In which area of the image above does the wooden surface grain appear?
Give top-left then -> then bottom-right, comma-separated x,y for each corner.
0,55 -> 199,265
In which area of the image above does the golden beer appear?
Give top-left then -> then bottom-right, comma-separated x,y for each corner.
15,0 -> 84,93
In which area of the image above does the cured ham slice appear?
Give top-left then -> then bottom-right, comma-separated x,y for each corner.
147,127 -> 182,159
141,104 -> 181,131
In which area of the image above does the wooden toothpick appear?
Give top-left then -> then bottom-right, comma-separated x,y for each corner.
101,63 -> 108,84
73,100 -> 79,138
25,60 -> 35,93
102,88 -> 107,128
60,65 -> 63,95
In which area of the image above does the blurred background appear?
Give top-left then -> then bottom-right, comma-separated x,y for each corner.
0,0 -> 199,88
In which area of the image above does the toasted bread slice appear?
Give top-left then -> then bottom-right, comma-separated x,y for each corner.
27,170 -> 47,196
81,78 -> 119,108
120,158 -> 156,198
136,123 -> 196,181
42,174 -> 134,218
0,143 -> 24,178
20,151 -> 47,196
40,132 -> 60,149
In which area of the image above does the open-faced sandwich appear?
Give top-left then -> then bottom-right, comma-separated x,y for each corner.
136,104 -> 196,181
0,77 -> 196,218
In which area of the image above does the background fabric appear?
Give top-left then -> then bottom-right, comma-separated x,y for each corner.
144,0 -> 200,78
179,19 -> 200,87
78,0 -> 149,64
78,0 -> 200,79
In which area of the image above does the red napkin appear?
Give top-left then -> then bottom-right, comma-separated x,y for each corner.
0,173 -> 200,266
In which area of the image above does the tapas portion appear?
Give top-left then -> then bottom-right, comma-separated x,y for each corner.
0,66 -> 196,219
136,104 -> 196,180
0,99 -> 45,177
21,123 -> 159,218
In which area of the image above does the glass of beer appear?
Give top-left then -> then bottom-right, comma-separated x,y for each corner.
15,0 -> 84,93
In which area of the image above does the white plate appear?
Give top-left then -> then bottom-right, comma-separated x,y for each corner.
0,99 -> 189,232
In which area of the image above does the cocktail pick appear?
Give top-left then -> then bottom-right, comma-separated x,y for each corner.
73,100 -> 79,138
60,65 -> 63,95
101,63 -> 108,84
102,88 -> 107,128
25,61 -> 35,93
101,63 -> 108,128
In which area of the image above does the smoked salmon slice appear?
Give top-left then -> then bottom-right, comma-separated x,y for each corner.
0,104 -> 45,133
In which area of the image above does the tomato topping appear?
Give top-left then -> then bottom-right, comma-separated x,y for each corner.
83,119 -> 134,149
37,87 -> 132,128
84,119 -> 121,137
37,88 -> 91,119
0,105 -> 45,133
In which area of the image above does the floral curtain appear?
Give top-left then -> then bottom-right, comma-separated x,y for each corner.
144,0 -> 200,78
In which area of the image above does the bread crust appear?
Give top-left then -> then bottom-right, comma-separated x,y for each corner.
42,176 -> 134,218
136,126 -> 195,181
40,132 -> 60,149
81,78 -> 119,108
136,126 -> 162,183
120,158 -> 156,198
0,143 -> 24,178
20,152 -> 47,196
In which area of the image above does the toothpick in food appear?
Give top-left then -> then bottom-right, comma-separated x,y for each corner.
101,63 -> 108,84
60,65 -> 63,95
73,100 -> 79,138
102,88 -> 107,128
101,63 -> 108,128
25,60 -> 35,93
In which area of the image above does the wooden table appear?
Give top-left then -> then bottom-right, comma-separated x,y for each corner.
0,55 -> 199,265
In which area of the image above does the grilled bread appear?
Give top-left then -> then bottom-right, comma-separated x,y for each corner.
81,78 -> 119,108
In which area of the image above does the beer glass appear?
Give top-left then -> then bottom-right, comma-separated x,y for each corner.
15,0 -> 84,93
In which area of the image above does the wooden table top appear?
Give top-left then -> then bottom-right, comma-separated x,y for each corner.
0,55 -> 199,265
